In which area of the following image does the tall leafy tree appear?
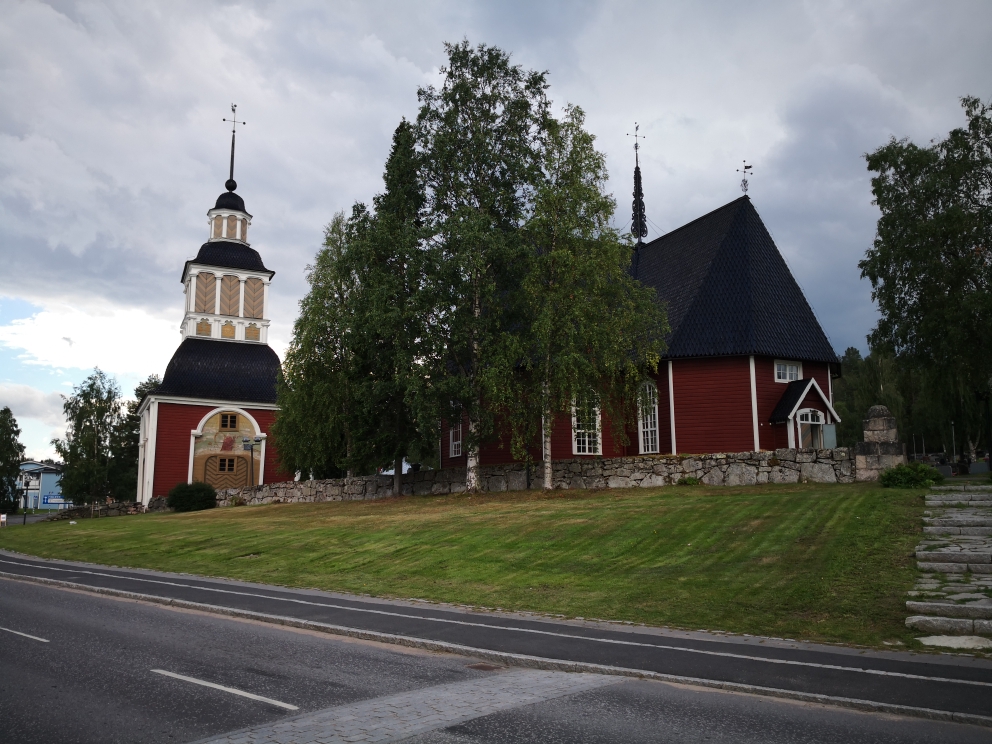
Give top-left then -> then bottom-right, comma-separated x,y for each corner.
275,213 -> 356,479
344,120 -> 431,494
416,40 -> 551,490
861,96 -> 992,455
505,105 -> 667,488
108,374 -> 160,501
0,406 -> 25,514
52,369 -> 122,504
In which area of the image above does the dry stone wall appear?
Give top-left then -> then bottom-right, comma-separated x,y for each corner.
216,447 -> 855,507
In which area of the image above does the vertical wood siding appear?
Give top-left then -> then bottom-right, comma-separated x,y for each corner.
152,403 -> 292,498
671,356 -> 753,453
194,273 -> 216,313
243,278 -> 264,318
220,276 -> 240,316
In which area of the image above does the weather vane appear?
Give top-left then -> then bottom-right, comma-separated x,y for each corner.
222,103 -> 246,190
627,123 -> 645,166
736,160 -> 753,194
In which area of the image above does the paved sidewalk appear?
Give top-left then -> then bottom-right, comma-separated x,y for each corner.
198,670 -> 618,744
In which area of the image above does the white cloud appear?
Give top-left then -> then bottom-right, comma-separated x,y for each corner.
0,300 -> 178,378
0,383 -> 64,427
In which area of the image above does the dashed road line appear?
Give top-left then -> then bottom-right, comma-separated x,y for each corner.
151,669 -> 299,710
0,625 -> 49,642
2,558 -> 990,688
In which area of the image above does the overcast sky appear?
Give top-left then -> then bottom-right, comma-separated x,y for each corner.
1,0 -> 989,459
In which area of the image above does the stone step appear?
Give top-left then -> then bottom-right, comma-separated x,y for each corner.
916,550 -> 992,563
925,499 -> 992,507
906,615 -> 992,635
923,526 -> 992,535
924,516 -> 992,526
917,561 -> 992,573
906,600 -> 992,619
931,485 -> 992,492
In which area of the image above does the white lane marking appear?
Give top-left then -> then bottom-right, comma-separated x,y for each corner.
4,558 -> 991,689
0,625 -> 49,642
151,669 -> 298,710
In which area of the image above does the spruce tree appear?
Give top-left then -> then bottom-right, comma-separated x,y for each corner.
0,406 -> 25,513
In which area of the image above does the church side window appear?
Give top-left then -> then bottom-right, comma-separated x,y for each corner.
194,272 -> 216,313
245,323 -> 260,341
243,277 -> 264,318
638,381 -> 660,454
220,413 -> 238,430
218,458 -> 236,472
572,396 -> 601,456
220,276 -> 240,316
775,360 -> 801,383
195,319 -> 211,336
221,321 -> 235,338
449,420 -> 462,458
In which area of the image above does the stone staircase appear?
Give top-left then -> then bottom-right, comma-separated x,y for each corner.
906,485 -> 992,636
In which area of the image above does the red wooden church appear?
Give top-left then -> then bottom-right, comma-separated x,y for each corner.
136,143 -> 293,504
441,194 -> 841,470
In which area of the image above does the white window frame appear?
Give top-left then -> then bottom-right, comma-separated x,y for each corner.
449,420 -> 462,458
638,380 -> 660,454
572,399 -> 602,456
774,359 -> 802,383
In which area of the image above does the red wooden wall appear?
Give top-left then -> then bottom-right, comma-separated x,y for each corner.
438,355 -> 838,465
152,402 -> 291,498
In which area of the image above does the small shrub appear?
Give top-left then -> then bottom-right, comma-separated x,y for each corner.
677,476 -> 701,486
167,482 -> 217,512
880,462 -> 945,489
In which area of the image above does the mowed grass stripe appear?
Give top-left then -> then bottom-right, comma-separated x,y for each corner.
0,482 -> 923,647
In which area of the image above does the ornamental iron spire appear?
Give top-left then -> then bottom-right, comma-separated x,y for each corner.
222,103 -> 246,192
628,123 -> 647,243
737,160 -> 753,195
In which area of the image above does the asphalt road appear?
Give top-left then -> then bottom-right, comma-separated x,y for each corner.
1,578 -> 989,743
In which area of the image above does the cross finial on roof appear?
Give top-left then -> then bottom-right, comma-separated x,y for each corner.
736,160 -> 753,194
627,122 -> 644,167
222,103 -> 246,191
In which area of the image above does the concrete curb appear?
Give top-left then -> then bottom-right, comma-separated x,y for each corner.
3,570 -> 991,729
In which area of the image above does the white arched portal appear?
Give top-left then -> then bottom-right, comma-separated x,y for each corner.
188,406 -> 267,486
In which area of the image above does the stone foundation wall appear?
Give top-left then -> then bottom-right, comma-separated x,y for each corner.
217,447 -> 855,506
45,500 -> 145,520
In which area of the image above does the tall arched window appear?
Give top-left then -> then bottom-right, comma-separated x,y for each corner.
798,409 -> 824,449
194,273 -> 216,313
638,380 -> 660,454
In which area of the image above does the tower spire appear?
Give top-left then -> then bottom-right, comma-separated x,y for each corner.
627,123 -> 647,243
222,103 -> 246,192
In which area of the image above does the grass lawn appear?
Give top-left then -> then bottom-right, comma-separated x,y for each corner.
0,481 -> 925,648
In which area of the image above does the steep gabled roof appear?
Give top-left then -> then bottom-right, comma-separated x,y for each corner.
154,338 -> 281,404
769,378 -> 840,423
635,197 -> 838,364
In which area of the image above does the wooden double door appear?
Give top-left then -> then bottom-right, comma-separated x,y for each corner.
203,455 -> 251,490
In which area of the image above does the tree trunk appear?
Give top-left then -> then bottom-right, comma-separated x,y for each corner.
393,455 -> 403,497
465,413 -> 480,492
543,412 -> 553,490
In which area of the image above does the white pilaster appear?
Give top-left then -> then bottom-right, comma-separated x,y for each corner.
749,355 -> 760,452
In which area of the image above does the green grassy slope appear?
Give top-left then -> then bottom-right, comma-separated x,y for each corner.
0,482 -> 924,647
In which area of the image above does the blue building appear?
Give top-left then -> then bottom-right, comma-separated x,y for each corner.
17,461 -> 67,510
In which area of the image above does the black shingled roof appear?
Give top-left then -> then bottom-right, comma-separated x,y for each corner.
635,196 -> 838,364
183,240 -> 273,280
155,338 -> 281,404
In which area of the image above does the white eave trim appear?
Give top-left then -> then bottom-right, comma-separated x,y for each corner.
787,378 -> 841,423
138,393 -> 279,416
